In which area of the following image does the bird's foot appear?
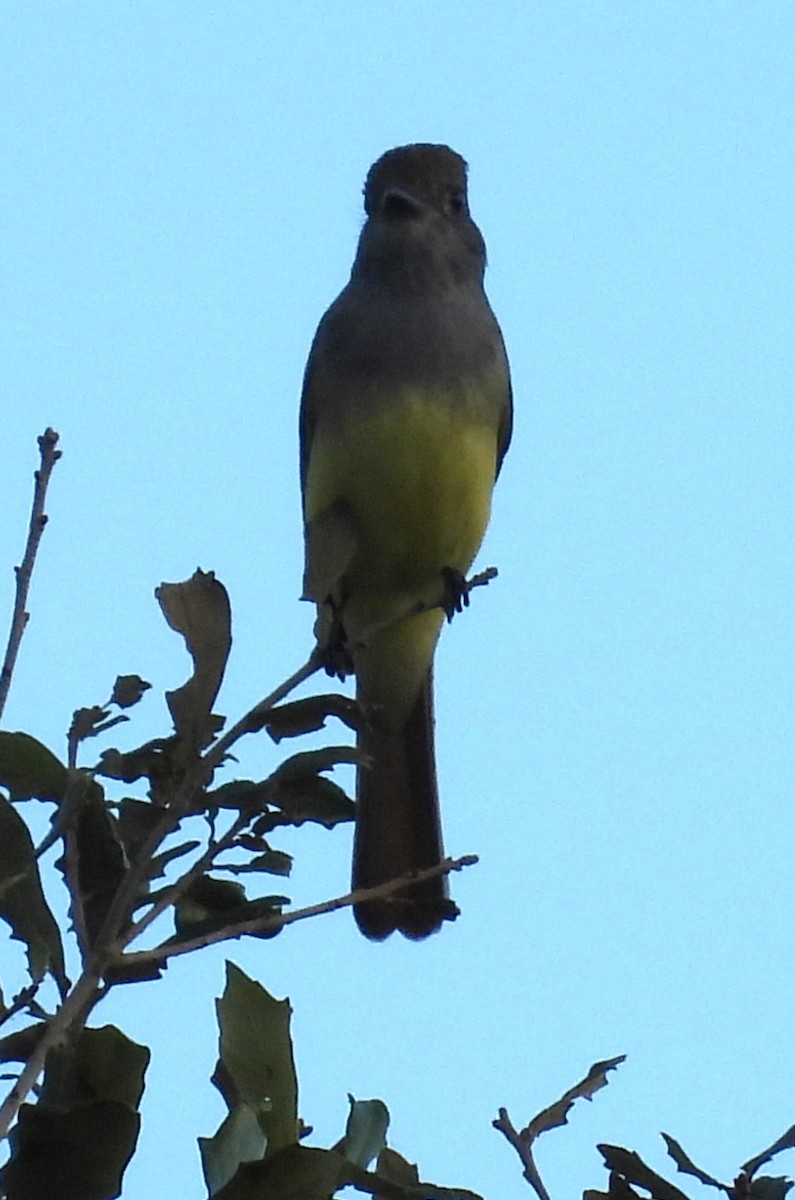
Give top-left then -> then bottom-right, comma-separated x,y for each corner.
440,565 -> 499,623
441,566 -> 471,622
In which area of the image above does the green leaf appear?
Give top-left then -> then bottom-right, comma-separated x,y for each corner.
214,1144 -> 344,1200
68,705 -> 127,745
95,738 -> 174,786
525,1055 -> 626,1141
207,779 -> 273,811
0,1024 -> 46,1065
221,850 -> 293,878
212,963 -> 298,1155
59,778 -> 127,949
0,1026 -> 149,1200
598,1145 -> 691,1200
156,570 -> 231,752
353,1151 -> 485,1200
148,838 -> 200,881
662,1132 -> 725,1191
750,1179 -> 793,1200
0,731 -> 67,802
264,695 -> 360,742
344,1096 -> 389,1169
176,876 -> 247,931
375,1146 -> 420,1187
110,675 -> 152,709
169,893 -> 288,947
0,1101 -> 140,1200
200,1103 -> 269,1196
266,776 -> 355,829
114,796 -> 163,857
0,795 -> 67,990
743,1125 -> 795,1179
270,747 -> 360,783
40,1025 -> 150,1111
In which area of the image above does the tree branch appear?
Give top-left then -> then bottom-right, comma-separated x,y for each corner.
0,969 -> 101,1138
0,428 -> 61,722
114,808 -> 253,952
493,1107 -> 553,1200
200,650 -> 323,773
115,854 -> 479,968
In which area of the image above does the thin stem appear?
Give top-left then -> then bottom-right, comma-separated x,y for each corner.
115,854 -> 478,969
92,654 -> 326,971
117,809 -> 252,951
0,429 -> 61,722
0,982 -> 40,1032
197,565 -> 497,776
200,651 -> 322,773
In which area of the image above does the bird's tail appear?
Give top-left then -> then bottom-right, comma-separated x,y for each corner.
352,611 -> 458,939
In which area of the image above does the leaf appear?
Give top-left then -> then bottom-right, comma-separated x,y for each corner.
264,695 -> 361,742
175,875 -> 247,933
110,674 -> 152,709
213,1144 -> 344,1200
0,1101 -> 140,1200
61,778 -> 127,949
0,731 -> 67,802
375,1147 -> 420,1187
345,1096 -> 390,1169
597,1145 -> 692,1200
662,1132 -> 726,1191
270,747 -> 360,783
212,962 -> 298,1155
68,705 -> 127,745
156,570 -> 232,752
221,850 -> 293,878
266,775 -> 355,829
749,1178 -> 793,1200
40,1024 -> 149,1111
148,838 -> 200,880
524,1055 -> 626,1141
95,738 -> 174,786
0,1024 -> 46,1064
743,1125 -> 795,1178
169,895 -> 288,946
0,1025 -> 149,1200
0,794 -> 67,990
115,798 -> 164,860
200,1103 -> 269,1196
352,1151 -> 484,1200
208,779 -> 273,811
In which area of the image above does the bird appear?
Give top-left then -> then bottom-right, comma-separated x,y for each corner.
299,143 -> 512,939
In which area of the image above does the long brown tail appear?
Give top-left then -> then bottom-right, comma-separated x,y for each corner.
352,667 -> 457,939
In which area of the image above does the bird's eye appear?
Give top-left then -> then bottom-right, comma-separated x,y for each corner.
448,190 -> 467,215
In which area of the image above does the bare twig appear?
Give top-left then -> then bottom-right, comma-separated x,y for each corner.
0,982 -> 41,1032
200,650 -> 322,774
0,429 -> 61,722
493,1108 -> 552,1200
115,854 -> 479,969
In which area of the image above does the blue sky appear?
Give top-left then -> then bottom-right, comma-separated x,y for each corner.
2,4 -> 794,1197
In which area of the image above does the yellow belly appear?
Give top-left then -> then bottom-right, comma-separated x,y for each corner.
305,387 -> 498,609
304,386 -> 499,718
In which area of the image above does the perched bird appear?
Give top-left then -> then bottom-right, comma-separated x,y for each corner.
300,144 -> 512,939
